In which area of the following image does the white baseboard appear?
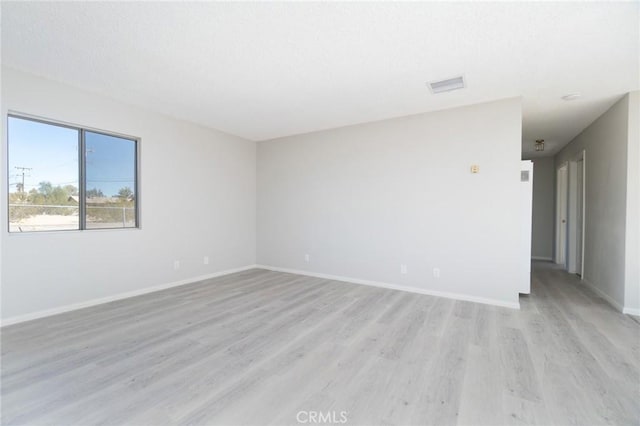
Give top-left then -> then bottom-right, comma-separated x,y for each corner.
531,256 -> 553,261
582,278 -> 624,312
623,307 -> 640,316
0,264 -> 259,327
256,264 -> 520,310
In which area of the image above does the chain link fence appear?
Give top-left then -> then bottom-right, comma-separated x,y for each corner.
9,204 -> 136,232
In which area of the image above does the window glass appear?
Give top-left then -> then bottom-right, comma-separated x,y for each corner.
85,131 -> 137,229
8,117 -> 80,232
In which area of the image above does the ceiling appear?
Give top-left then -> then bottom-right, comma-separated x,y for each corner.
2,2 -> 638,157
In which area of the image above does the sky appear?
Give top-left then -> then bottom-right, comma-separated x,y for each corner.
8,116 -> 136,197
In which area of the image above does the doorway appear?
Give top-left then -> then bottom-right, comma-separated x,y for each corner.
555,151 -> 586,277
555,163 -> 568,265
567,151 -> 586,277
576,158 -> 584,275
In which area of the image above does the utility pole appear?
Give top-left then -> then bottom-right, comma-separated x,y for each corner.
14,166 -> 32,193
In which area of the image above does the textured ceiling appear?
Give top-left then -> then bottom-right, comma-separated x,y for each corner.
2,2 -> 639,157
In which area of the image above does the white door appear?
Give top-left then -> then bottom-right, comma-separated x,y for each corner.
576,159 -> 584,275
556,164 -> 568,265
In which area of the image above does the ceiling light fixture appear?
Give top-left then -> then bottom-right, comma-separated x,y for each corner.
535,139 -> 545,152
562,93 -> 581,101
428,76 -> 465,94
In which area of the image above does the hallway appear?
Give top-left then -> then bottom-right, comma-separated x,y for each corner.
513,261 -> 639,425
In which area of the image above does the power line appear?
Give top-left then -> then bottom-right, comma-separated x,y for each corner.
14,166 -> 32,193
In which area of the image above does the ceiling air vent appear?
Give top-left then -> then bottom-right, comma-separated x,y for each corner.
428,76 -> 465,94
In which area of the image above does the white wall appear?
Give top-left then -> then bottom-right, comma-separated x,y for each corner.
257,98 -> 523,307
520,160 -> 533,293
530,157 -> 555,260
1,67 -> 257,321
555,94 -> 630,310
625,91 -> 639,314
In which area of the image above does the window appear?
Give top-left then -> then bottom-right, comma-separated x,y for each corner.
84,131 -> 137,229
7,115 -> 139,232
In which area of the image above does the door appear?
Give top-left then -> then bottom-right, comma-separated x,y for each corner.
576,158 -> 584,275
556,164 -> 568,265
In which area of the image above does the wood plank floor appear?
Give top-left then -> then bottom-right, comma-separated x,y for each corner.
2,262 -> 639,425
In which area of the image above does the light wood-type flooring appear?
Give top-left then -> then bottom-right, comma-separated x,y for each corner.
2,262 -> 639,425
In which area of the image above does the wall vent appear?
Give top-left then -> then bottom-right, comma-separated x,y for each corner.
428,76 -> 465,94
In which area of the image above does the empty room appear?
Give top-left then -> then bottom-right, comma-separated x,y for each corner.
1,2 -> 639,425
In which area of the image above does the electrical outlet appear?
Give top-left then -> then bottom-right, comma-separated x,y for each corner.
204,256 -> 209,265
400,264 -> 408,274
174,260 -> 180,270
304,254 -> 310,263
433,268 -> 440,278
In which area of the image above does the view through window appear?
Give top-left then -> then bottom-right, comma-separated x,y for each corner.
7,115 -> 138,232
